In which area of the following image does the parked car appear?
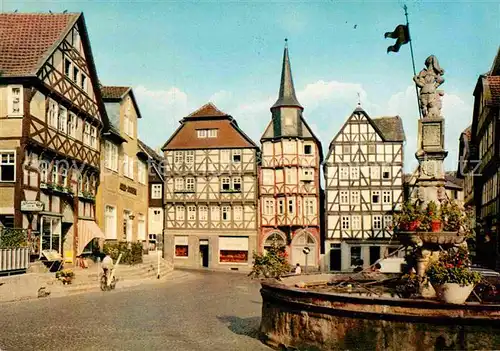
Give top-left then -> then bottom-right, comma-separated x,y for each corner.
471,265 -> 500,277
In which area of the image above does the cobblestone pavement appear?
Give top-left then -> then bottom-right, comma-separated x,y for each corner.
0,270 -> 271,351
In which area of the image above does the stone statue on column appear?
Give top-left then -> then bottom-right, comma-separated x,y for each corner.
413,55 -> 445,119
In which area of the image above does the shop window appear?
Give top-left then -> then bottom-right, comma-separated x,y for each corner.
175,236 -> 189,257
350,246 -> 362,266
219,236 -> 249,263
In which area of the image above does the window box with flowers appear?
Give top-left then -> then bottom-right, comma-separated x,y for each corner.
79,191 -> 95,202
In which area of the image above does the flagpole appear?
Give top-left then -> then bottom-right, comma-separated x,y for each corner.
404,4 -> 422,119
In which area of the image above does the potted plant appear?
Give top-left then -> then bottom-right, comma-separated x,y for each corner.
426,201 -> 442,232
394,202 -> 422,231
56,269 -> 75,285
426,246 -> 482,304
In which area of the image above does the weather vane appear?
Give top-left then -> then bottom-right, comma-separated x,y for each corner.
357,92 -> 361,106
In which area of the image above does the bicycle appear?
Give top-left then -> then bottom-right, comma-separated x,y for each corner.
100,268 -> 117,291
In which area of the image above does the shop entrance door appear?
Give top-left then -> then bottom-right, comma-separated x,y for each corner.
200,241 -> 209,268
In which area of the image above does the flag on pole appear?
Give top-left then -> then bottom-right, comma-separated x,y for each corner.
384,24 -> 410,53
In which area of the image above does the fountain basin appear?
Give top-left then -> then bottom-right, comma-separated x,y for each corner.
396,231 -> 466,247
259,274 -> 500,350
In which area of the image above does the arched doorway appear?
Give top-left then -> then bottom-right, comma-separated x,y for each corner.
291,232 -> 316,268
263,232 -> 286,253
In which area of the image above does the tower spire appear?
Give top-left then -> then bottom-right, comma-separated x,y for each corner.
271,39 -> 303,110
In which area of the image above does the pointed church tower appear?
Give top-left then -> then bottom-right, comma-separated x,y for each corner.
259,42 -> 324,269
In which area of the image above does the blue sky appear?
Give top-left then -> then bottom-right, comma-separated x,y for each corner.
7,0 -> 500,172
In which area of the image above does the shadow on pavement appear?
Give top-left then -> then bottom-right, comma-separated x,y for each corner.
217,315 -> 261,340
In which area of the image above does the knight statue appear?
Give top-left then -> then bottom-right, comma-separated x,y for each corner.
413,55 -> 445,119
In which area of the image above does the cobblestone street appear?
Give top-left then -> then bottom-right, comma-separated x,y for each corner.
0,271 -> 270,351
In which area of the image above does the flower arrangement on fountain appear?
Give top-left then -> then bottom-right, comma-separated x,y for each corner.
393,199 -> 475,235
426,246 -> 482,304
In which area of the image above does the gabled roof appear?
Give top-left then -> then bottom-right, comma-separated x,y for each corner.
138,139 -> 163,162
162,103 -> 258,151
372,116 -> 405,142
487,76 -> 500,106
0,13 -> 79,77
186,102 -> 228,118
0,13 -> 109,129
101,86 -> 142,119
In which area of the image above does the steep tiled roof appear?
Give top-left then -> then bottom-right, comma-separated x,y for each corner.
372,116 -> 405,142
0,13 -> 79,77
187,103 -> 228,118
162,103 -> 257,150
101,86 -> 130,100
487,76 -> 500,106
138,140 -> 163,162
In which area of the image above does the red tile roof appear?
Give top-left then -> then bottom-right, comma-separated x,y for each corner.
487,76 -> 500,106
162,103 -> 257,150
101,86 -> 130,99
187,102 -> 228,118
0,13 -> 79,77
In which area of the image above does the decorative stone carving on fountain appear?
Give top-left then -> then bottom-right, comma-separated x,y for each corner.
413,55 -> 445,119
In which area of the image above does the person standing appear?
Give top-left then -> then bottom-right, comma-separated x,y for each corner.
295,263 -> 302,275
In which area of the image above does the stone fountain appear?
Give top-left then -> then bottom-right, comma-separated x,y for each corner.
396,55 -> 466,296
257,57 -> 500,350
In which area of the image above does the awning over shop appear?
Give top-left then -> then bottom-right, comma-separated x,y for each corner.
77,219 -> 105,255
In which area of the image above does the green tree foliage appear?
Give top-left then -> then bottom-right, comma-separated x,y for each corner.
103,241 -> 143,265
248,241 -> 291,279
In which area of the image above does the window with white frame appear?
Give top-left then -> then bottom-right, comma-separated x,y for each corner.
352,215 -> 361,230
58,106 -> 67,134
222,206 -> 230,221
152,209 -> 162,222
340,167 -> 349,180
264,199 -> 274,215
278,198 -> 285,215
208,129 -> 218,138
151,184 -> 162,199
185,150 -> 194,165
340,191 -> 349,204
199,206 -> 208,221
342,216 -> 350,230
138,214 -> 146,240
72,65 -> 79,83
8,85 -> 23,116
286,168 -> 294,184
288,198 -> 294,214
104,141 -> 119,171
83,122 -> 91,146
67,112 -> 77,138
175,178 -> 184,191
234,206 -> 242,221
305,198 -> 315,216
176,206 -> 185,221
382,190 -> 391,204
0,152 -> 15,182
40,160 -> 48,183
210,206 -> 220,222
60,164 -> 68,187
384,215 -> 393,230
373,215 -> 382,230
90,125 -> 97,148
52,164 -> 58,184
221,177 -> 230,191
138,161 -> 147,184
232,177 -> 241,192
186,177 -> 195,192
370,166 -> 379,179
372,191 -> 380,204
40,216 -> 62,253
48,100 -> 58,128
187,206 -> 196,221
351,191 -> 360,204
232,150 -> 241,163
104,205 -> 117,240
221,150 -> 230,163
196,129 -> 207,138
80,74 -> 87,91
174,151 -> 183,165
350,166 -> 359,179
64,59 -> 71,77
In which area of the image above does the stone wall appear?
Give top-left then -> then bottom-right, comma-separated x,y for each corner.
260,280 -> 500,350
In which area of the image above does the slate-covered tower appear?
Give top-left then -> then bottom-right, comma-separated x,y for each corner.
258,43 -> 324,269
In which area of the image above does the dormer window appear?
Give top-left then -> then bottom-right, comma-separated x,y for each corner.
196,129 -> 218,138
208,129 -> 218,138
197,129 -> 207,138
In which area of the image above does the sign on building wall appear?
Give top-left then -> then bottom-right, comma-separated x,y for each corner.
20,201 -> 44,212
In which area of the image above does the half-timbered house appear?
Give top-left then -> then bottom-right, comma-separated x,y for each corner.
0,13 -> 108,263
324,106 -> 405,271
96,86 -> 148,249
162,103 -> 259,270
138,140 -> 165,253
471,48 -> 500,269
457,126 -> 475,209
259,45 -> 323,269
